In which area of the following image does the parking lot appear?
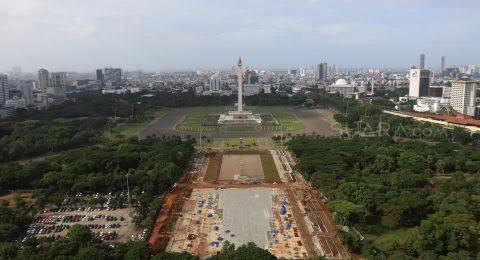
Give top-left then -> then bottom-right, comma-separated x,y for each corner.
24,193 -> 146,243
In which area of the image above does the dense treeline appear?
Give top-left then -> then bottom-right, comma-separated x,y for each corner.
288,136 -> 480,258
0,137 -> 194,224
321,93 -> 479,144
0,137 -> 199,258
1,223 -> 276,259
17,90 -> 309,121
0,118 -> 106,162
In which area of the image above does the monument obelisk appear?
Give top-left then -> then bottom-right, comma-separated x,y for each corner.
237,56 -> 243,112
217,56 -> 262,125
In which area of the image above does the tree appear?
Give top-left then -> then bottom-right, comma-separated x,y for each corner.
123,241 -> 152,260
68,225 -> 93,246
327,200 -> 366,226
209,241 -> 276,260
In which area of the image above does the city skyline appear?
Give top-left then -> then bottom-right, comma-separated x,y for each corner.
1,0 -> 479,72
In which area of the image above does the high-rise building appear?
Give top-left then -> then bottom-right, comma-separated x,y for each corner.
37,69 -> 49,90
408,68 -> 430,98
50,72 -> 67,87
450,78 -> 478,115
420,54 -> 426,69
96,69 -> 104,84
315,63 -> 328,81
20,84 -> 33,105
209,74 -> 222,91
0,74 -> 9,105
104,68 -> 122,85
245,70 -> 259,84
441,56 -> 446,72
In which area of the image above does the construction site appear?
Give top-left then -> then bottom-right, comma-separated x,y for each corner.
149,147 -> 351,259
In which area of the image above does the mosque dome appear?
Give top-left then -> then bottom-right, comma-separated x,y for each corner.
335,79 -> 348,85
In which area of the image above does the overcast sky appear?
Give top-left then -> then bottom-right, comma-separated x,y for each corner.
1,0 -> 479,72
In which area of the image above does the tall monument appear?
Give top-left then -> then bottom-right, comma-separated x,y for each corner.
237,56 -> 243,112
217,56 -> 262,125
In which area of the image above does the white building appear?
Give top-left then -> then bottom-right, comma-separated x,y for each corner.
209,74 -> 222,91
5,97 -> 27,109
0,74 -> 9,105
413,97 -> 450,113
450,78 -> 478,116
408,68 -> 430,98
326,79 -> 361,96
46,86 -> 66,100
243,84 -> 260,96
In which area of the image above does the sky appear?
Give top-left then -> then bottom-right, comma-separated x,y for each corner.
0,0 -> 479,72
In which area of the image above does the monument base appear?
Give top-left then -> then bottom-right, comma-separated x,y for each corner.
218,110 -> 262,125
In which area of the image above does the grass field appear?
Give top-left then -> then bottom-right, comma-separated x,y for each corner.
260,152 -> 281,182
204,155 -> 220,182
113,110 -> 167,138
225,125 -> 256,131
224,138 -> 258,147
116,123 -> 149,137
176,115 -> 219,132
262,113 -> 305,131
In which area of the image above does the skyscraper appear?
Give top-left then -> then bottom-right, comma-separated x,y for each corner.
50,72 -> 67,87
96,69 -> 104,84
315,63 -> 327,81
20,84 -> 33,105
0,74 -> 9,105
37,69 -> 49,90
441,56 -> 446,72
209,73 -> 222,91
104,68 -> 122,85
450,78 -> 478,115
408,68 -> 430,98
420,54 -> 426,69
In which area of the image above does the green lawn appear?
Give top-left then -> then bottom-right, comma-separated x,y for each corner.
225,125 -> 256,131
263,113 -> 305,131
116,123 -> 148,137
205,155 -> 220,182
113,110 -> 167,138
260,152 -> 281,182
176,115 -> 219,132
357,223 -> 410,254
224,138 -> 258,147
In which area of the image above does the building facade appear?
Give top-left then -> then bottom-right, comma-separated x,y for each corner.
37,69 -> 49,90
96,69 -> 104,84
420,54 -> 426,69
450,78 -> 478,115
50,72 -> 67,87
408,68 -> 430,98
209,74 -> 222,91
315,63 -> 328,82
104,68 -> 122,85
0,74 -> 9,105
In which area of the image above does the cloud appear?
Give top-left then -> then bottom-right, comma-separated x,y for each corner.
67,17 -> 95,39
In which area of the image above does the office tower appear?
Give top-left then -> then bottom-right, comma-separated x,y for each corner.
315,63 -> 327,81
245,70 -> 259,84
37,69 -> 49,90
20,84 -> 33,105
441,56 -> 446,72
104,68 -> 122,85
209,74 -> 222,91
50,72 -> 67,87
420,54 -> 426,69
408,68 -> 430,97
96,69 -> 104,84
0,74 -> 9,105
450,78 -> 478,115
